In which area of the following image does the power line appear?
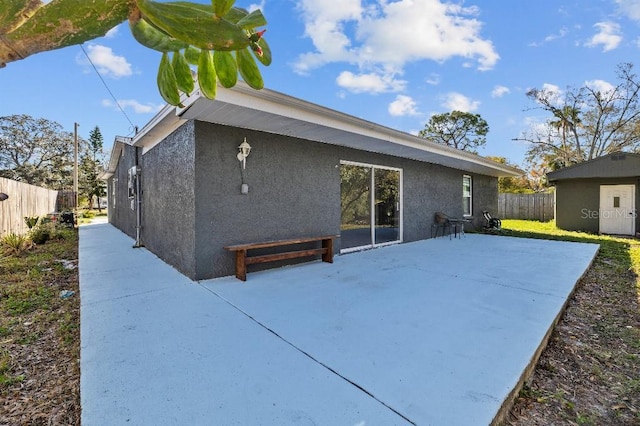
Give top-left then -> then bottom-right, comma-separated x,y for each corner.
79,44 -> 137,135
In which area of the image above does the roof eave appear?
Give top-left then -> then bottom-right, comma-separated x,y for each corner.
131,83 -> 523,178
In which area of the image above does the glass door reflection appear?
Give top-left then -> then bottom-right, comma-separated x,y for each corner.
340,163 -> 401,251
374,169 -> 400,245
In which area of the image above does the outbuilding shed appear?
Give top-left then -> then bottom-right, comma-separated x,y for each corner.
547,152 -> 640,236
103,82 -> 521,280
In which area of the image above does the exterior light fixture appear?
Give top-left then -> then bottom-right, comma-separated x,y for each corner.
0,192 -> 8,201
237,138 -> 252,169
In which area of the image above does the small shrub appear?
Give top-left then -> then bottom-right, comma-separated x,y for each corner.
30,224 -> 51,245
1,233 -> 33,255
24,217 -> 40,229
81,210 -> 96,219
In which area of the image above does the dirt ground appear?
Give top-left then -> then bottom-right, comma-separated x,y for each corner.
0,232 -> 80,426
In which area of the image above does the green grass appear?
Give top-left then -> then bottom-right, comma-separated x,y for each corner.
0,350 -> 25,387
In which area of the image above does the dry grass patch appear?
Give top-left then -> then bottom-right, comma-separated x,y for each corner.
0,227 -> 80,425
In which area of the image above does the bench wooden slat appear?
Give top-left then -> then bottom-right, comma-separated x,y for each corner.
224,235 -> 338,251
245,248 -> 327,265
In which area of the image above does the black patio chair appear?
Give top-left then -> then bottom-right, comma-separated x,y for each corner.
482,211 -> 501,232
432,212 -> 458,239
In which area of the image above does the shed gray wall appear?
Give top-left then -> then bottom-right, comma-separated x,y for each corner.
555,177 -> 640,233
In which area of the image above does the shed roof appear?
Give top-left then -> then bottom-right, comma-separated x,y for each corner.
546,152 -> 640,182
110,82 -> 522,178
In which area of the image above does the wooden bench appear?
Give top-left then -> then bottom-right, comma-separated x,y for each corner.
224,235 -> 338,281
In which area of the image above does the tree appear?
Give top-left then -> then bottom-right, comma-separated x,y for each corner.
0,0 -> 271,105
486,156 -> 539,193
0,114 -> 76,189
79,126 -> 107,210
418,111 -> 489,153
517,62 -> 640,168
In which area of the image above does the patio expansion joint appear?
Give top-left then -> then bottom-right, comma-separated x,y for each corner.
80,285 -> 178,307
476,279 -> 566,299
199,284 -> 417,426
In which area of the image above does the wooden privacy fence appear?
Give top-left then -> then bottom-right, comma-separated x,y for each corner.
498,193 -> 555,221
0,177 -> 60,236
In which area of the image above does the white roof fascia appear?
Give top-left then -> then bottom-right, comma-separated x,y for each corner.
132,103 -> 188,154
101,136 -> 133,179
132,82 -> 522,177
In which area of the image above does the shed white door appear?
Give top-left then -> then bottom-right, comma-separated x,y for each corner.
599,185 -> 635,235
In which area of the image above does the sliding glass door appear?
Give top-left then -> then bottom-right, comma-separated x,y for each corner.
340,162 -> 402,252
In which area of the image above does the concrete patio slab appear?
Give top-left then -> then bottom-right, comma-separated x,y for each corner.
80,223 -> 599,425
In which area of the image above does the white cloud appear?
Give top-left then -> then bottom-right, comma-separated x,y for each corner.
293,0 -> 363,74
105,26 -> 119,38
585,21 -> 622,52
530,27 -> 569,47
102,99 -> 163,114
491,85 -> 510,98
539,83 -> 564,106
616,0 -> 640,21
248,0 -> 266,14
388,95 -> 419,116
79,44 -> 132,78
545,27 -> 568,43
441,92 -> 479,112
425,73 -> 440,85
584,79 -> 615,96
294,0 -> 499,75
336,71 -> 406,93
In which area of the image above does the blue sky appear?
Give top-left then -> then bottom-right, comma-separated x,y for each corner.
2,0 -> 640,167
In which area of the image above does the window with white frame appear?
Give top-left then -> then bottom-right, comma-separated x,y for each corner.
463,175 -> 472,216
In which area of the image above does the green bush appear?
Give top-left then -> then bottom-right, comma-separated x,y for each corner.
24,217 -> 40,229
1,233 -> 33,254
30,225 -> 50,245
81,210 -> 96,219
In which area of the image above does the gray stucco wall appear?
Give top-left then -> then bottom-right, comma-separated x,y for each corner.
555,177 -> 640,233
107,145 -> 137,238
192,122 -> 340,279
140,122 -> 197,278
109,120 -> 500,280
190,121 -> 498,279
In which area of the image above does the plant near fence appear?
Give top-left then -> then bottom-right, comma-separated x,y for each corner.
1,232 -> 33,255
24,217 -> 40,229
30,223 -> 51,245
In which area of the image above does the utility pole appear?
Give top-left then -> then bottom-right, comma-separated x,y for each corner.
74,122 -> 79,215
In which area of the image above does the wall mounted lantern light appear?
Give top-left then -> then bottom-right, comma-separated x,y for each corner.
237,138 -> 252,170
